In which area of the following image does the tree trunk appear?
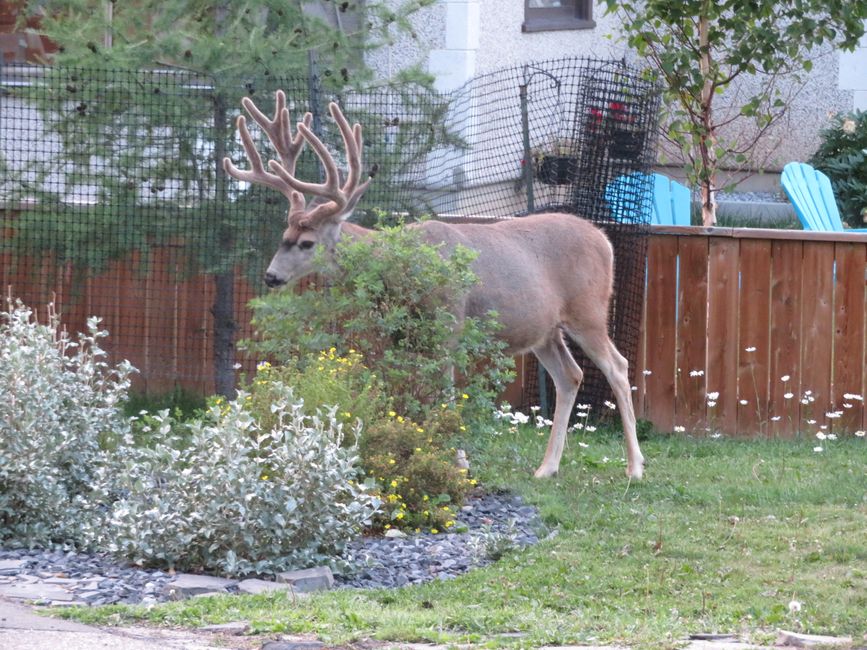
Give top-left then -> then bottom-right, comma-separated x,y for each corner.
698,13 -> 718,227
212,92 -> 237,399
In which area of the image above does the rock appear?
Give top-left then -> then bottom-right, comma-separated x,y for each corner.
237,579 -> 307,596
164,573 -> 238,599
0,581 -> 76,602
775,630 -> 853,647
384,528 -> 408,539
0,559 -> 26,576
262,641 -> 324,650
276,566 -> 334,593
200,621 -> 250,634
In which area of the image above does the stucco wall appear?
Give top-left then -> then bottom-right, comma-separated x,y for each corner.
375,1 -> 861,175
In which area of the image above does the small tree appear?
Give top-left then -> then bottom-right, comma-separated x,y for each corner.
13,0 -> 435,396
606,0 -> 867,225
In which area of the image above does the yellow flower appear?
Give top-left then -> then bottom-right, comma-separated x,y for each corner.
384,524 -> 391,529
461,393 -> 469,400
445,520 -> 454,528
397,416 -> 404,423
416,427 -> 424,433
414,447 -> 422,453
343,411 -> 352,418
431,528 -> 439,534
459,426 -> 466,432
390,480 -> 398,488
395,512 -> 404,520
469,479 -> 477,486
388,410 -> 397,418
260,474 -> 269,480
388,459 -> 396,465
422,495 -> 429,501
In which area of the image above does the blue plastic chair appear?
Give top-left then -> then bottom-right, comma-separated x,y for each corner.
781,162 -> 867,232
606,173 -> 691,225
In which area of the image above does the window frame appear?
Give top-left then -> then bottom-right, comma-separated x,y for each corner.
522,0 -> 595,33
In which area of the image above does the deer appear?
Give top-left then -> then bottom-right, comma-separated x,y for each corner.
223,90 -> 645,480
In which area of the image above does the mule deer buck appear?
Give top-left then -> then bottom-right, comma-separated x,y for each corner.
223,91 -> 645,480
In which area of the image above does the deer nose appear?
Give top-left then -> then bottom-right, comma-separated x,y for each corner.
264,272 -> 284,288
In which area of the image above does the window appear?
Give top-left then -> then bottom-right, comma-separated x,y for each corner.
522,0 -> 594,33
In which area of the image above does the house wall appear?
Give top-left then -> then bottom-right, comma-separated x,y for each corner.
839,30 -> 867,111
388,1 -> 862,177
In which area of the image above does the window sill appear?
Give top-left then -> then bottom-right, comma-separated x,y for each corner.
522,17 -> 595,33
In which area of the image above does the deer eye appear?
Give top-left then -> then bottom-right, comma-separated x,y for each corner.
298,240 -> 315,250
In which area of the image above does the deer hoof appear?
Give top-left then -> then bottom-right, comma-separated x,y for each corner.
626,461 -> 644,480
534,464 -> 558,479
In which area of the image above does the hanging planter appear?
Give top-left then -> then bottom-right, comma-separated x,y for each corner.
536,155 -> 577,185
606,101 -> 646,159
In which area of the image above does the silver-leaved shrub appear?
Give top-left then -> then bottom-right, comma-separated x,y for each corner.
0,298 -> 135,547
96,385 -> 380,577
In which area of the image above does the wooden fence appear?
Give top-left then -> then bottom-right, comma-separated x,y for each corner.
632,225 -> 867,436
4,225 -> 867,436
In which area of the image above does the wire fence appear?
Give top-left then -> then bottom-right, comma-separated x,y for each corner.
0,57 -> 660,409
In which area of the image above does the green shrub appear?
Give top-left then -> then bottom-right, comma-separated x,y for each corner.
95,384 -> 380,577
246,350 -> 387,444
245,224 -> 514,422
0,298 -> 134,548
359,405 -> 474,532
811,110 -> 867,228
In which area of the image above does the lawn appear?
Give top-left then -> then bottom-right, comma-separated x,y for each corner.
56,427 -> 867,649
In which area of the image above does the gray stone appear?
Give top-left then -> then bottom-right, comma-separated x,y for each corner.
0,559 -> 26,576
0,581 -> 76,602
262,641 -> 324,650
384,528 -> 408,539
775,630 -> 853,647
200,621 -> 250,634
238,579 -> 296,596
164,573 -> 238,599
276,566 -> 333,593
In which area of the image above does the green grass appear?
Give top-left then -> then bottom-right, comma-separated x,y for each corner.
54,428 -> 867,649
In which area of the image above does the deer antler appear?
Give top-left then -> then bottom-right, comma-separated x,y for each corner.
222,89 -> 311,207
270,101 -> 370,225
223,94 -> 369,225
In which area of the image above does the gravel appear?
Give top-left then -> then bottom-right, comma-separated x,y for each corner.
0,491 -> 544,605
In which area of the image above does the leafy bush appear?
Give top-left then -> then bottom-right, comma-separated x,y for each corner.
0,298 -> 134,548
247,351 -> 387,445
245,224 -> 513,422
246,352 -> 475,533
95,384 -> 380,577
360,405 -> 475,532
811,110 -> 867,228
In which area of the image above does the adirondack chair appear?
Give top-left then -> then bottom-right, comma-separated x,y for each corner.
781,162 -> 867,232
606,172 -> 691,225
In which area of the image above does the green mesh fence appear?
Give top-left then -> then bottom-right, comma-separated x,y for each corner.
0,57 -> 659,408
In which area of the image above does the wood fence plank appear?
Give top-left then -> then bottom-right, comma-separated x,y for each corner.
675,236 -> 709,432
832,242 -> 866,433
144,247 -> 179,395
800,242 -> 835,433
634,269 -> 648,419
706,238 -> 740,435
737,239 -> 772,436
113,252 -> 149,392
768,240 -> 803,437
643,235 -> 679,432
176,271 -> 210,395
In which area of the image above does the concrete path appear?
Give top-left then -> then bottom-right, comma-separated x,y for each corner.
0,598 -> 258,650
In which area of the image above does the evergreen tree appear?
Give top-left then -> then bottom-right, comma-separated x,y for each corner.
10,0 -> 435,396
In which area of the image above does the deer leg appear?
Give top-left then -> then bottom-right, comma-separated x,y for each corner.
566,326 -> 644,479
532,331 -> 584,478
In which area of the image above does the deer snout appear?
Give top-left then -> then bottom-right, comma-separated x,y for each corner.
264,272 -> 286,288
